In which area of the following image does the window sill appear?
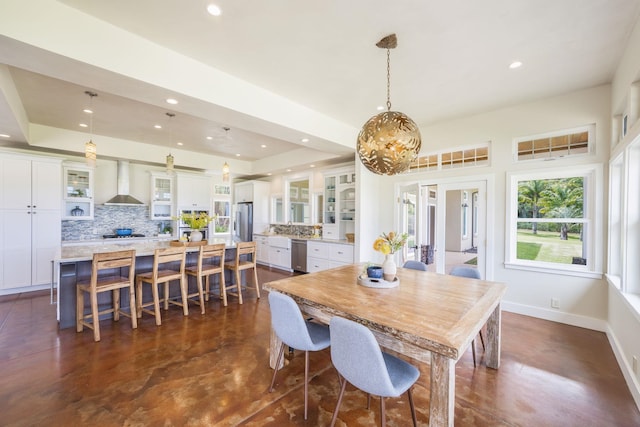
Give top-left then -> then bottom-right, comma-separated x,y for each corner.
504,262 -> 603,279
606,275 -> 640,323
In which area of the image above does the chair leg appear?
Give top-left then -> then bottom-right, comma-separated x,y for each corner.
90,290 -> 100,342
236,270 -> 243,304
479,329 -> 485,350
196,275 -> 205,314
269,343 -> 286,392
367,394 -> 371,409
471,338 -> 477,367
113,289 -> 120,321
180,276 -> 189,316
151,281 -> 162,326
204,274 -> 210,302
76,287 -> 84,333
129,285 -> 138,329
330,377 -> 348,427
136,278 -> 143,319
304,350 -> 309,420
380,396 -> 386,427
220,272 -> 227,307
407,387 -> 417,427
252,267 -> 260,299
163,282 -> 170,310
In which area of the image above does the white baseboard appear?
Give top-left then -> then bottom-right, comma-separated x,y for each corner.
501,301 -> 608,332
607,326 -> 640,411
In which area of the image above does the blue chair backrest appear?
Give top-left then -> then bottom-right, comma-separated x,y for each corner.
403,260 -> 428,271
268,291 -> 315,350
450,266 -> 481,279
330,316 -> 396,397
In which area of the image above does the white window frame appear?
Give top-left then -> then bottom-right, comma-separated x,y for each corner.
513,124 -> 595,163
505,164 -> 603,278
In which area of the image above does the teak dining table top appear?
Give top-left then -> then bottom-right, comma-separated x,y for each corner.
263,263 -> 507,427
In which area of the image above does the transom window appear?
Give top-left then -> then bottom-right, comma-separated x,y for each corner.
409,143 -> 490,173
514,124 -> 594,162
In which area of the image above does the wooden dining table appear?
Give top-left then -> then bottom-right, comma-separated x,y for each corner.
262,263 -> 507,427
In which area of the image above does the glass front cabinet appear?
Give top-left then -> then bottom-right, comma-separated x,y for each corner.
322,169 -> 355,240
62,164 -> 94,220
150,173 -> 174,220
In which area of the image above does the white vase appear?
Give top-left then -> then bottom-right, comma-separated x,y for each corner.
190,230 -> 203,242
383,254 -> 396,281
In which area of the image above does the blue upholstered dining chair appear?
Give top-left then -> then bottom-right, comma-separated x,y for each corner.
403,260 -> 428,271
329,316 -> 420,427
449,266 -> 485,366
268,291 -> 331,420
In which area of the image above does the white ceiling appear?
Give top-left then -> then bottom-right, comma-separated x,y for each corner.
0,0 -> 639,176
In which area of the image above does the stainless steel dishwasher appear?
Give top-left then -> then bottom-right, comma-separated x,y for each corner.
291,239 -> 307,273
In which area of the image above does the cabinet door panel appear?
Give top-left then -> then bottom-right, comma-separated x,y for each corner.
32,210 -> 61,286
1,158 -> 31,209
1,210 -> 32,289
32,161 -> 61,210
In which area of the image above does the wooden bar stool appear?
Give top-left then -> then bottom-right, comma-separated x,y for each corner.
185,243 -> 227,310
76,249 -> 137,342
135,246 -> 187,325
224,241 -> 259,304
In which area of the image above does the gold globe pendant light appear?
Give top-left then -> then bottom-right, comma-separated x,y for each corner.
357,34 -> 421,176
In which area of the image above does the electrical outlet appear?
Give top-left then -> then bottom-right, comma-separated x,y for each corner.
551,298 -> 560,309
633,356 -> 638,374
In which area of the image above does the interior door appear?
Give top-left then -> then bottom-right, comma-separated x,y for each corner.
399,184 -> 420,263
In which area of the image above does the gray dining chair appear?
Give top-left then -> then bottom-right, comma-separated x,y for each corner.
450,266 -> 485,366
329,316 -> 419,427
268,291 -> 331,420
403,260 -> 428,271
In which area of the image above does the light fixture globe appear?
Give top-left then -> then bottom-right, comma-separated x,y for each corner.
357,110 -> 421,175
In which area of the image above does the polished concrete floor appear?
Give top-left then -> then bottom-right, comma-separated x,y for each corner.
1,266 -> 639,426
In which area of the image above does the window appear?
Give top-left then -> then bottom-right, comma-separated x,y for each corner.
506,164 -> 602,277
514,124 -> 593,162
213,200 -> 230,234
409,142 -> 490,173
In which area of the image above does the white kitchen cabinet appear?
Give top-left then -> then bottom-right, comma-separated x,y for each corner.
234,181 -> 271,236
268,246 -> 291,270
62,163 -> 94,220
255,235 -> 269,265
176,173 -> 212,209
307,240 -> 354,273
150,172 -> 174,220
322,168 -> 355,240
235,182 -> 254,202
0,154 -> 61,292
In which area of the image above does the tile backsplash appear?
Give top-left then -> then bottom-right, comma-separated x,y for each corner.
62,205 -> 170,241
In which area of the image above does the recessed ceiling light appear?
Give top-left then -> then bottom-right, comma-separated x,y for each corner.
376,105 -> 384,111
509,61 -> 522,69
207,4 -> 222,16
83,108 -> 93,114
310,164 -> 315,168
206,136 -> 213,140
286,169 -> 292,172
79,123 -> 88,128
235,153 -> 241,157
166,98 -> 178,105
301,138 -> 309,143
267,173 -> 272,176
260,144 -> 267,148
177,142 -> 183,146
154,124 -> 162,129
0,133 -> 10,138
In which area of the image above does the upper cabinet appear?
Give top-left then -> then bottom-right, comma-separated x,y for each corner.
176,173 -> 211,209
62,164 -> 94,220
323,168 -> 355,240
150,172 -> 174,220
288,178 -> 310,224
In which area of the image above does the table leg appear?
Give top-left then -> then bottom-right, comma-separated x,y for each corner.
485,302 -> 502,369
269,328 -> 284,369
429,353 -> 455,427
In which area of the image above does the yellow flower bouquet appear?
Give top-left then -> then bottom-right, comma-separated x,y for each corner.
176,212 -> 216,230
373,231 -> 408,255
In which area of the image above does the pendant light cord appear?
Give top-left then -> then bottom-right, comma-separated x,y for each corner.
386,48 -> 392,111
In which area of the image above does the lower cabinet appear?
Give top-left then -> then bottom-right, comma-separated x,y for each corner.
255,235 -> 269,265
268,246 -> 291,270
307,241 -> 354,273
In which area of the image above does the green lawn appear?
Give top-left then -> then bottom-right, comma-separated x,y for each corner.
517,229 -> 582,264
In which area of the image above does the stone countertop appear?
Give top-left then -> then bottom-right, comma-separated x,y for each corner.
254,233 -> 354,245
56,238 -> 238,263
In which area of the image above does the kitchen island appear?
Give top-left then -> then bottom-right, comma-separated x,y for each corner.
55,238 -> 238,329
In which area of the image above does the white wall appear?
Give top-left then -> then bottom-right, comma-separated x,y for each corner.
361,84 -> 611,326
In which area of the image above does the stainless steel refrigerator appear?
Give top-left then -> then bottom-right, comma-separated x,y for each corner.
235,202 -> 253,242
